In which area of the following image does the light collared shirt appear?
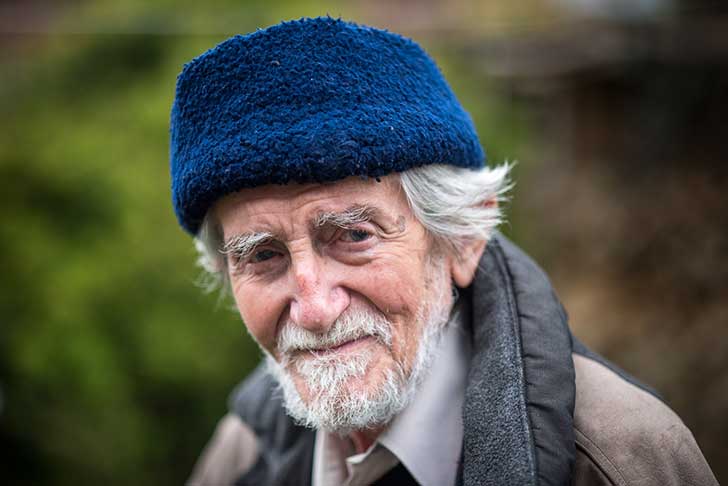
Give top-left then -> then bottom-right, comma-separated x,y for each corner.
312,302 -> 471,486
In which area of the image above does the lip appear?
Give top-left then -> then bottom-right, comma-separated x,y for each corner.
309,335 -> 374,356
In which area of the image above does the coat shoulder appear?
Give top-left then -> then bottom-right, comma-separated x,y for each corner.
186,413 -> 260,486
571,353 -> 717,486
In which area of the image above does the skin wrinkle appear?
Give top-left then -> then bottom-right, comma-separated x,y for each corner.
396,215 -> 406,233
213,174 -> 487,452
194,164 -> 510,294
223,205 -> 392,269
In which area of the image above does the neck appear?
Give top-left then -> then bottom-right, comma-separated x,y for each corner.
348,426 -> 385,454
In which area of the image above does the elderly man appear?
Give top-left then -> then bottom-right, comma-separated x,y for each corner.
171,17 -> 717,486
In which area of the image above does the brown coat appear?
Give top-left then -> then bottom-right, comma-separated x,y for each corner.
189,352 -> 717,486
188,236 -> 718,485
571,354 -> 716,486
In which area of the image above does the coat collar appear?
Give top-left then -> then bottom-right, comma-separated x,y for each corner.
461,234 -> 576,486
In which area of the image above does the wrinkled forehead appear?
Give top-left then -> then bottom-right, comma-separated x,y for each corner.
212,174 -> 411,237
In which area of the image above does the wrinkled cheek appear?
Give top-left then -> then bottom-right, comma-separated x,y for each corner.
233,282 -> 283,354
391,328 -> 417,374
356,280 -> 423,371
365,273 -> 420,317
234,295 -> 279,354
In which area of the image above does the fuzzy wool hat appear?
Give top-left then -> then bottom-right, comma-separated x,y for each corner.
170,17 -> 486,234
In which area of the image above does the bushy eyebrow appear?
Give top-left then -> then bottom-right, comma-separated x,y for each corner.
219,205 -> 379,261
314,205 -> 377,229
221,231 -> 274,260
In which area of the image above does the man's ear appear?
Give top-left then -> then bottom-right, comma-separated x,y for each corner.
448,197 -> 497,287
449,239 -> 487,288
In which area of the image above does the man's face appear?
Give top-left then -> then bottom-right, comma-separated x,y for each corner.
214,175 -> 455,431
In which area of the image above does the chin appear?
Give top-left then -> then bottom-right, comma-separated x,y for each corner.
265,349 -> 410,433
294,343 -> 398,397
265,318 -> 445,433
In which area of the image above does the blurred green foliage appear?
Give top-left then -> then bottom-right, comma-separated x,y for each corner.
0,2 -> 528,484
0,29 -> 255,486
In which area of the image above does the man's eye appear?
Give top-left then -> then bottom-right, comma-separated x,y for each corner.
251,249 -> 279,263
341,229 -> 371,243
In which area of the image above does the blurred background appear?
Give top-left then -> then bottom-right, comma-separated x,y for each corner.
1,0 -> 726,484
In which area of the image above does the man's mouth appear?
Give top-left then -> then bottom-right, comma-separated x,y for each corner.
304,335 -> 375,357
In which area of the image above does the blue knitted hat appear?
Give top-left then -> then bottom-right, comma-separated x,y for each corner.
170,17 -> 486,234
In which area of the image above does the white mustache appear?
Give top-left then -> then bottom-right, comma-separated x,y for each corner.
277,308 -> 392,355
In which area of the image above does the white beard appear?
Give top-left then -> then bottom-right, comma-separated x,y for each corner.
264,260 -> 453,434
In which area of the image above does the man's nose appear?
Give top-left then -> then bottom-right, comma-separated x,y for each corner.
287,253 -> 349,333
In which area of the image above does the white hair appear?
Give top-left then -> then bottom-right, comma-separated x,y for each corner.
193,163 -> 512,293
399,163 -> 512,253
265,253 -> 453,433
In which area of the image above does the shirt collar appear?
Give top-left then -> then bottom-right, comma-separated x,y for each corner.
313,300 -> 471,486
